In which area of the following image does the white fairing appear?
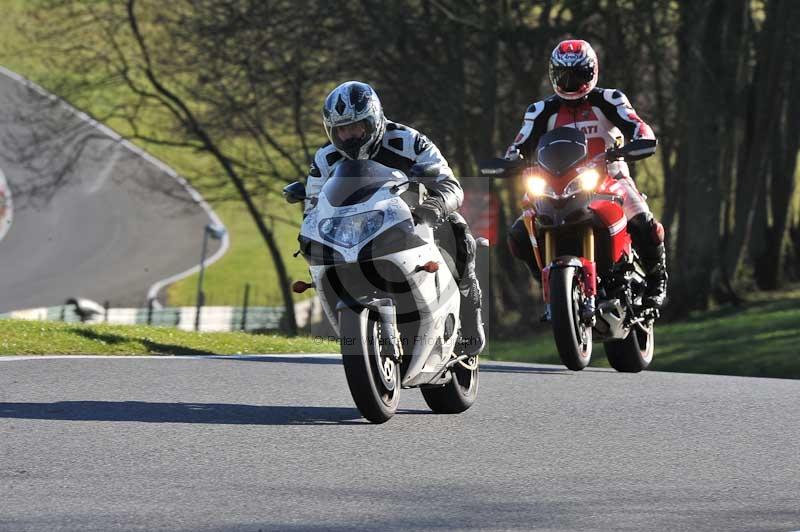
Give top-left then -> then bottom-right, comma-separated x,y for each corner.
301,176 -> 461,387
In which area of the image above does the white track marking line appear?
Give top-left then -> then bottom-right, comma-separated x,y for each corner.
0,354 -> 341,362
0,167 -> 13,242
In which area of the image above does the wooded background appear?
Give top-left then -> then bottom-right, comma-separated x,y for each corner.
18,0 -> 800,336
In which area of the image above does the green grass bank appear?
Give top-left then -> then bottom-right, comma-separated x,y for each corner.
0,320 -> 337,357
487,287 -> 800,379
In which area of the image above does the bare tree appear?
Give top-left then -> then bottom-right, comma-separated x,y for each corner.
20,0 -> 350,334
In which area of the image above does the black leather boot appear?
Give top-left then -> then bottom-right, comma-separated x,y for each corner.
628,213 -> 668,309
641,244 -> 668,308
457,231 -> 486,357
459,275 -> 485,357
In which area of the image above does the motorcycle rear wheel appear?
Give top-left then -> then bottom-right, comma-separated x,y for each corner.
340,307 -> 400,423
549,267 -> 592,370
421,357 -> 479,414
604,323 -> 654,373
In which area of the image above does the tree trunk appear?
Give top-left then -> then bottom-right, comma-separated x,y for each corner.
754,7 -> 800,288
672,0 -> 736,311
126,0 -> 298,334
722,0 -> 793,289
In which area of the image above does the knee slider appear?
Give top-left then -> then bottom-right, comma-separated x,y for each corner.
652,220 -> 665,245
463,231 -> 476,262
628,213 -> 663,247
446,212 -> 468,229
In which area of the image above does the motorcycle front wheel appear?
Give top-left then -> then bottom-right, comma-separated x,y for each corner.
604,323 -> 654,373
549,266 -> 592,370
340,307 -> 400,423
421,357 -> 479,414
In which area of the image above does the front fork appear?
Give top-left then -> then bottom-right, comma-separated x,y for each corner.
540,226 -> 597,324
336,297 -> 402,362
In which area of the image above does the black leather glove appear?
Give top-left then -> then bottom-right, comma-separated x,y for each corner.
413,195 -> 445,228
605,147 -> 622,162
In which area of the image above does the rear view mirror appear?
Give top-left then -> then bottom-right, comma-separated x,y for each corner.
283,181 -> 307,204
478,158 -> 525,179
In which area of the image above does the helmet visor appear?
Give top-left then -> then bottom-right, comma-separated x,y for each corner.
550,64 -> 594,93
325,117 -> 378,159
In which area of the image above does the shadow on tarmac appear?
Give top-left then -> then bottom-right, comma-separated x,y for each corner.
0,401 -> 369,425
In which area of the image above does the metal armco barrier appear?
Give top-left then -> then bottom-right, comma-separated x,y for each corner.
1,297 -> 323,333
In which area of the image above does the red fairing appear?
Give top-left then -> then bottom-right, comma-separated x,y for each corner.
590,186 -> 631,262
580,258 -> 597,296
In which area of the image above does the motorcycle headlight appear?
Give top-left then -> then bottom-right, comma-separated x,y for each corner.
563,169 -> 601,196
318,210 -> 385,248
578,169 -> 600,190
525,175 -> 556,198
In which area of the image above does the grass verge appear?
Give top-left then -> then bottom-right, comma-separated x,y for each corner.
164,201 -> 310,307
486,287 -> 800,379
2,287 -> 799,379
0,320 -> 338,356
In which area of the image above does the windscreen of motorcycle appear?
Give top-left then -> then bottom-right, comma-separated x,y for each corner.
536,127 -> 588,176
322,160 -> 406,207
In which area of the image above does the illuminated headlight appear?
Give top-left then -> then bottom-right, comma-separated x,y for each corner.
319,211 -> 385,248
526,175 -> 549,197
564,169 -> 601,196
578,169 -> 600,190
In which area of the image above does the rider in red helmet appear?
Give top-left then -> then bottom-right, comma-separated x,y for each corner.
505,39 -> 668,308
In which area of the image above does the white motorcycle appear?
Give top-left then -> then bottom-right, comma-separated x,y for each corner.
284,160 -> 480,423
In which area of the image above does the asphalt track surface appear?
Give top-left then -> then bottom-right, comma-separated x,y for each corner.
1,355 -> 798,532
0,70 -> 224,312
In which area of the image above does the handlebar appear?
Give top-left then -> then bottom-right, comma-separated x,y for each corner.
480,147 -> 631,180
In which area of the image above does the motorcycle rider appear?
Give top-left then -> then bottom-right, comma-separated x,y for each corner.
505,39 -> 668,308
304,80 -> 485,356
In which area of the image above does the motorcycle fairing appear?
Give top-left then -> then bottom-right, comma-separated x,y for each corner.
303,193 -> 415,263
305,237 -> 460,388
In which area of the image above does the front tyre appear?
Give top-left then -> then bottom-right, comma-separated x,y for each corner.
549,266 -> 592,371
421,357 -> 479,414
604,323 -> 654,373
340,307 -> 400,423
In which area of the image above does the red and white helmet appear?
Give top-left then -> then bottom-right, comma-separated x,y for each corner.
549,40 -> 598,100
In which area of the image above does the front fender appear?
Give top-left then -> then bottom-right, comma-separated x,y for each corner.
551,256 -> 584,269
542,256 -> 597,302
337,298 -> 400,361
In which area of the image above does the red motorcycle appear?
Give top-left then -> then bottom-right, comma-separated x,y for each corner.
481,127 -> 658,372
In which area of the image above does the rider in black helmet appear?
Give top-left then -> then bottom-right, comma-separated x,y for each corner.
305,81 -> 485,356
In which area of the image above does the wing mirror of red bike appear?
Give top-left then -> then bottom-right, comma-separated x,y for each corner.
283,181 -> 307,204
607,139 -> 658,162
478,158 -> 525,179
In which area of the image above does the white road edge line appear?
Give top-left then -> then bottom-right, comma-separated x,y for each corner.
0,65 -> 230,306
0,354 -> 342,362
0,166 -> 12,243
